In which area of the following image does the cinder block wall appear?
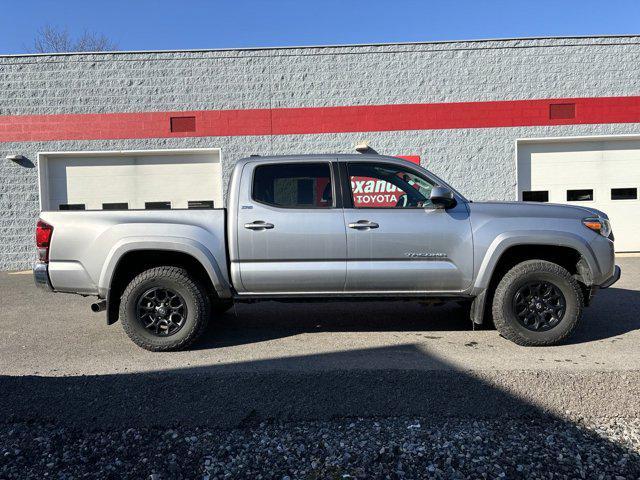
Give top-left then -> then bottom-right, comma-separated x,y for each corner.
1,36 -> 640,270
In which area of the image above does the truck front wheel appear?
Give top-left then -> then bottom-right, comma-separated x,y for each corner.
119,266 -> 210,351
491,260 -> 583,346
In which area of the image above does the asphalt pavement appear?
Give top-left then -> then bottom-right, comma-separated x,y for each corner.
0,257 -> 639,429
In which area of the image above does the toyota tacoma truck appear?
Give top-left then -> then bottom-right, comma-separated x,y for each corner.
34,154 -> 621,350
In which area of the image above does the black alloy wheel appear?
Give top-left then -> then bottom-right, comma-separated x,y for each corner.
136,287 -> 188,336
512,281 -> 566,332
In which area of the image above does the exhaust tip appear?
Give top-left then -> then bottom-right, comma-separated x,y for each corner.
91,300 -> 106,313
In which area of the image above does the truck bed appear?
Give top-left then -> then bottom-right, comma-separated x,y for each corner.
40,209 -> 229,297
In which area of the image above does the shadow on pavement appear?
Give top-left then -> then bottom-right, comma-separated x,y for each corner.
1,343 -> 637,426
1,345 -> 638,473
192,285 -> 640,349
196,300 -> 470,349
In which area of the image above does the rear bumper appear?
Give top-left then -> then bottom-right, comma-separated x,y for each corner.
599,265 -> 621,289
33,263 -> 53,291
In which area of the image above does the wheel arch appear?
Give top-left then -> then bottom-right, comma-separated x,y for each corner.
473,233 -> 598,293
470,233 -> 597,325
101,241 -> 231,325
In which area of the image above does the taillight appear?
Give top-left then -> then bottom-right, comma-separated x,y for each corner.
36,220 -> 53,262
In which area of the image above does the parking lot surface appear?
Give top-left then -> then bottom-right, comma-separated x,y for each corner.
1,258 -> 639,428
1,258 -> 639,478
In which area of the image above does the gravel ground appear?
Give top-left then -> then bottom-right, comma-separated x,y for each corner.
1,417 -> 638,479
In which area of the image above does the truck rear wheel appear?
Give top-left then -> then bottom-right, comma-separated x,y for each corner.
491,260 -> 583,346
119,266 -> 210,351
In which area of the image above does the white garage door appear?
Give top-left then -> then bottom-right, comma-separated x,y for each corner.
518,138 -> 640,252
39,149 -> 223,211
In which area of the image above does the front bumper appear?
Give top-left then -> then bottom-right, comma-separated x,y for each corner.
33,263 -> 53,291
599,265 -> 621,289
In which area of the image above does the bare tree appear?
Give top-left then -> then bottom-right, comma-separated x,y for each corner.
31,25 -> 118,53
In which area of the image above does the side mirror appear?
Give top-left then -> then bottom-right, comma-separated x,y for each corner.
430,186 -> 457,209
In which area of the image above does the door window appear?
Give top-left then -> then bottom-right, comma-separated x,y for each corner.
347,163 -> 435,208
252,163 -> 333,208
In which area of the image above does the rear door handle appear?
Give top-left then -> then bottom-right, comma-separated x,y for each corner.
348,220 -> 379,230
244,221 -> 274,230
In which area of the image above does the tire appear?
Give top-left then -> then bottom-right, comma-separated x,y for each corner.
119,266 -> 210,351
491,260 -> 583,346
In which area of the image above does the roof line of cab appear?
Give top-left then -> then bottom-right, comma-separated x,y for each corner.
238,153 -> 416,165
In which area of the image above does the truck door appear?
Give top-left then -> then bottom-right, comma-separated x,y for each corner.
341,161 -> 473,293
235,160 -> 347,293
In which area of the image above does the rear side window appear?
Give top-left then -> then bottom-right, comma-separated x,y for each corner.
252,163 -> 333,208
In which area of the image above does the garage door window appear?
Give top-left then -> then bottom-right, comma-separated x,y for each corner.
522,191 -> 549,202
145,201 -> 171,210
567,189 -> 593,202
102,202 -> 128,210
59,204 -> 85,210
188,200 -> 215,209
611,188 -> 637,200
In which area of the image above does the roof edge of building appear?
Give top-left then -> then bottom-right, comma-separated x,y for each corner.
2,33 -> 640,59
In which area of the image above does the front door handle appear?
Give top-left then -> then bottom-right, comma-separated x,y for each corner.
244,221 -> 274,230
348,220 -> 379,230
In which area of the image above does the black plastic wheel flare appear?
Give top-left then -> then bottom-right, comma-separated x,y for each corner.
512,281 -> 566,332
136,287 -> 187,336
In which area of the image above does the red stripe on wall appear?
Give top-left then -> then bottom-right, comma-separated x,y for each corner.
1,96 -> 640,142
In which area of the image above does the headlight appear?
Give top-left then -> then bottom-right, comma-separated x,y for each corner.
582,217 -> 612,238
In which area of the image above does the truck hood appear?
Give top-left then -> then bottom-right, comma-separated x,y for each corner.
467,201 -> 609,220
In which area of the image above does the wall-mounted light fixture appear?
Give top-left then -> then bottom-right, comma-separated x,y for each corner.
6,154 -> 26,162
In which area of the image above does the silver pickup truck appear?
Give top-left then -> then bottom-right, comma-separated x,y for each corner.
34,154 -> 621,350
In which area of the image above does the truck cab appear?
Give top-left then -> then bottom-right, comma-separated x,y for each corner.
228,155 -> 473,295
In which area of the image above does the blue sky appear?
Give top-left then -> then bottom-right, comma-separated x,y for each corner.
2,0 -> 640,54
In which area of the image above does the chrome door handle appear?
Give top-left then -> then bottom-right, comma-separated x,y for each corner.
348,220 -> 379,230
244,221 -> 274,230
